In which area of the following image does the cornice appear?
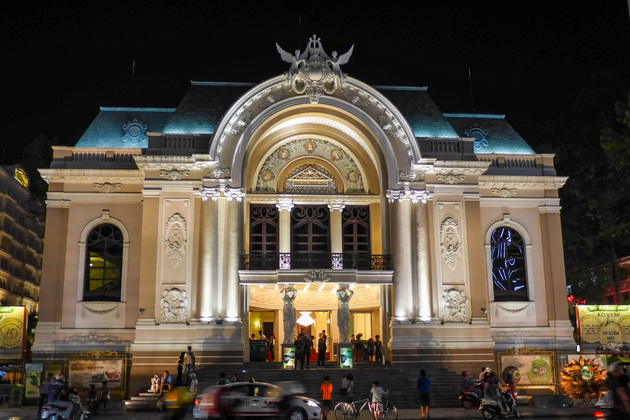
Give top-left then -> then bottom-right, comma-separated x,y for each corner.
479,175 -> 567,189
39,169 -> 142,183
245,193 -> 381,205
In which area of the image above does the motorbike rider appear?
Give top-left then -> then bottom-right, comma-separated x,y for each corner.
485,376 -> 508,415
46,375 -> 75,419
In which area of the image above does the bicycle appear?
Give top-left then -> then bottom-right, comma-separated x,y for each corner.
334,391 -> 398,420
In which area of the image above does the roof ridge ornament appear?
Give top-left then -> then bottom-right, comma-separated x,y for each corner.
276,34 -> 354,103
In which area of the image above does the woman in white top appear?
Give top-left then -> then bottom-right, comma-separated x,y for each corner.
341,373 -> 354,401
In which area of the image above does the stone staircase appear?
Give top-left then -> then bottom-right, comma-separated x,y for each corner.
124,362 -> 463,410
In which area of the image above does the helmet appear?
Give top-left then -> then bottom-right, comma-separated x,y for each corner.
462,371 -> 469,376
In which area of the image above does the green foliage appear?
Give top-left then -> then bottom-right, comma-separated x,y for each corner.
16,134 -> 58,204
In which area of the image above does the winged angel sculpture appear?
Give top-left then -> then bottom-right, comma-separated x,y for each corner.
277,35 -> 354,103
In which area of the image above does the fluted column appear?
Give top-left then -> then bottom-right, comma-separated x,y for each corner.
415,201 -> 432,320
198,197 -> 217,320
328,201 -> 345,269
388,192 -> 414,320
225,189 -> 244,321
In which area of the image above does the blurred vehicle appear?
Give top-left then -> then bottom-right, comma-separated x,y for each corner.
193,381 -> 321,420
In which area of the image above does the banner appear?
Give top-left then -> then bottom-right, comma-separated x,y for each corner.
68,359 -> 124,388
0,306 -> 27,360
577,305 -> 630,350
499,354 -> 554,386
25,363 -> 43,399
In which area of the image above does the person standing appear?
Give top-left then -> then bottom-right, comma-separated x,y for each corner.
304,335 -> 314,369
341,373 -> 354,401
320,375 -> 333,420
317,336 -> 327,370
176,352 -> 185,385
369,381 -> 384,420
294,333 -> 306,370
365,338 -> 375,368
184,346 -> 196,377
416,370 -> 431,418
374,335 -> 384,367
268,334 -> 276,361
96,380 -> 110,413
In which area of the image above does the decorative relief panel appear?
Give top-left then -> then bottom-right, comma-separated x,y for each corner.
491,187 -> 518,198
440,217 -> 461,270
159,168 -> 190,180
441,288 -> 469,323
437,172 -> 466,185
160,287 -> 188,323
93,182 -> 122,193
165,213 -> 187,268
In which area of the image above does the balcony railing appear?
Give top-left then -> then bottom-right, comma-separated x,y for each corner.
240,253 -> 392,271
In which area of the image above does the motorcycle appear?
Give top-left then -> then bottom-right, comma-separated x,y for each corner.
479,390 -> 520,418
40,394 -> 92,420
459,388 -> 482,408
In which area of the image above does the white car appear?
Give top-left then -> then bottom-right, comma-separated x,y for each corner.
193,381 -> 321,420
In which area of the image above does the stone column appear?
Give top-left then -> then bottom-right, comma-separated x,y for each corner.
198,196 -> 216,321
225,188 -> 244,321
276,198 -> 293,268
415,201 -> 432,320
388,192 -> 414,321
328,201 -> 345,269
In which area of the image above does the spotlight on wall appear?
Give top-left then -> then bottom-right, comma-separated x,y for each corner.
481,308 -> 487,315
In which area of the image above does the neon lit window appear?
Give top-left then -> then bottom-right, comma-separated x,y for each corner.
491,226 -> 527,301
84,223 -> 123,301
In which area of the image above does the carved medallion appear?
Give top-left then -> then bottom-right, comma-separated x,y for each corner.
441,288 -> 469,323
160,288 -> 188,323
165,213 -> 187,268
440,217 -> 461,270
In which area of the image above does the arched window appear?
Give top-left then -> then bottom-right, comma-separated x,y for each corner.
490,226 -> 527,301
84,223 -> 123,302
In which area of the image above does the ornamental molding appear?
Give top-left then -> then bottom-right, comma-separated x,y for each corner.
441,288 -> 469,323
159,168 -> 191,180
63,332 -> 122,344
440,217 -> 462,270
479,175 -> 568,189
164,213 -> 187,268
134,155 -> 198,165
160,287 -> 188,323
304,269 -> 330,283
491,187 -> 518,198
81,302 -> 120,318
204,167 -> 232,179
398,170 -> 425,182
39,169 -> 142,183
436,172 -> 466,185
386,187 -> 432,204
93,182 -> 122,193
248,194 -> 380,205
495,302 -> 530,314
199,186 -> 245,202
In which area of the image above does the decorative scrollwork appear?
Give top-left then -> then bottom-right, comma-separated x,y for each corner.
160,287 -> 188,323
441,288 -> 469,323
440,217 -> 461,270
165,213 -> 187,268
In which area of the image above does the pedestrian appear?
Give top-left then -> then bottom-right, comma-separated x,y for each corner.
87,383 -> 98,412
176,351 -> 185,385
217,371 -> 229,385
96,380 -> 110,413
317,336 -> 327,369
369,381 -> 384,420
258,330 -> 267,340
374,335 -> 384,367
231,373 -> 239,383
39,372 -> 52,415
353,334 -> 364,366
304,335 -> 314,369
184,345 -> 196,377
189,372 -> 198,394
268,334 -> 276,361
294,333 -> 306,370
150,372 -> 160,392
341,373 -> 354,401
321,375 -> 333,420
365,338 -> 375,368
416,369 -> 430,418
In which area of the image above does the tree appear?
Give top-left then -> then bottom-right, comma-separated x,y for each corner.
17,134 -> 58,204
544,71 -> 630,303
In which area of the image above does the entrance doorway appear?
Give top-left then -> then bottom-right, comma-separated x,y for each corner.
352,312 -> 372,339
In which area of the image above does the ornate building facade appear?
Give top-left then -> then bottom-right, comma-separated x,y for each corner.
33,36 -> 573,387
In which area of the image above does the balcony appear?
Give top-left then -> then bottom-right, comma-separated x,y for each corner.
240,253 -> 392,271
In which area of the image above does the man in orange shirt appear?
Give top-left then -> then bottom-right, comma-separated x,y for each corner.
320,375 -> 333,419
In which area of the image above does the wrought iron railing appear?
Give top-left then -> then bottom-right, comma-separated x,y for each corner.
240,253 -> 392,271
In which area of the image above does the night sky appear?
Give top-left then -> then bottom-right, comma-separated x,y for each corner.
4,1 -> 630,163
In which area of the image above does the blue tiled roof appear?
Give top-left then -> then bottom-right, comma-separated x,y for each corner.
75,107 -> 175,148
443,113 -> 535,155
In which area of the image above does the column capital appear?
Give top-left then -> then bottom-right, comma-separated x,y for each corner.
386,187 -> 432,204
276,197 -> 294,211
327,199 -> 346,212
199,186 -> 245,202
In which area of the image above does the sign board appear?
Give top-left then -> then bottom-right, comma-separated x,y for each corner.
0,306 -> 27,360
68,359 -> 124,388
498,354 -> 554,387
282,345 -> 295,369
25,363 -> 43,399
577,305 -> 630,350
339,345 -> 353,369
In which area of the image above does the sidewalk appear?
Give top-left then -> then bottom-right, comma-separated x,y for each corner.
0,403 -> 601,419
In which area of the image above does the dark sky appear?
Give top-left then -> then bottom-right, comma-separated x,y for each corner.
4,1 -> 630,162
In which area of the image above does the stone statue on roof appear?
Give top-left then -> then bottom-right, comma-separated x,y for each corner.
277,35 -> 354,103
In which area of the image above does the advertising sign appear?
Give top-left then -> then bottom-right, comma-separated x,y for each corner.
339,345 -> 353,369
0,306 -> 27,360
282,346 -> 295,370
499,354 -> 554,386
68,359 -> 124,388
557,353 -> 606,379
25,363 -> 43,399
577,305 -> 630,349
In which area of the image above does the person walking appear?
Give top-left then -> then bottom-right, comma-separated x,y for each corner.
317,336 -> 327,369
320,375 -> 333,420
96,380 -> 111,413
369,381 -> 384,420
416,370 -> 431,418
341,373 -> 354,401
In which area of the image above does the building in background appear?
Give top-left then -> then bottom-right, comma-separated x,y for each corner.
32,36 -> 573,391
0,165 -> 44,315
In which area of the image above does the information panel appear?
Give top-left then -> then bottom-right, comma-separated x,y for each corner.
577,305 -> 630,349
0,306 -> 27,360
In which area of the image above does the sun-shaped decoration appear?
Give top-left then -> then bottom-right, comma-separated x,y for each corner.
559,356 -> 607,402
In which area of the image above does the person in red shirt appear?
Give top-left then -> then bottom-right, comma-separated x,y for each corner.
321,375 -> 333,420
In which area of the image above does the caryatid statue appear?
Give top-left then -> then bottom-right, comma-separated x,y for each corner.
281,285 -> 298,343
337,284 -> 354,342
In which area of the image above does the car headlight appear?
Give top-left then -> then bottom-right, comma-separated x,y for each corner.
306,400 -> 320,408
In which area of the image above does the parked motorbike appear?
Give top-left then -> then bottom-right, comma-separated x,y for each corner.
479,391 -> 520,418
459,388 -> 482,408
40,394 -> 92,420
